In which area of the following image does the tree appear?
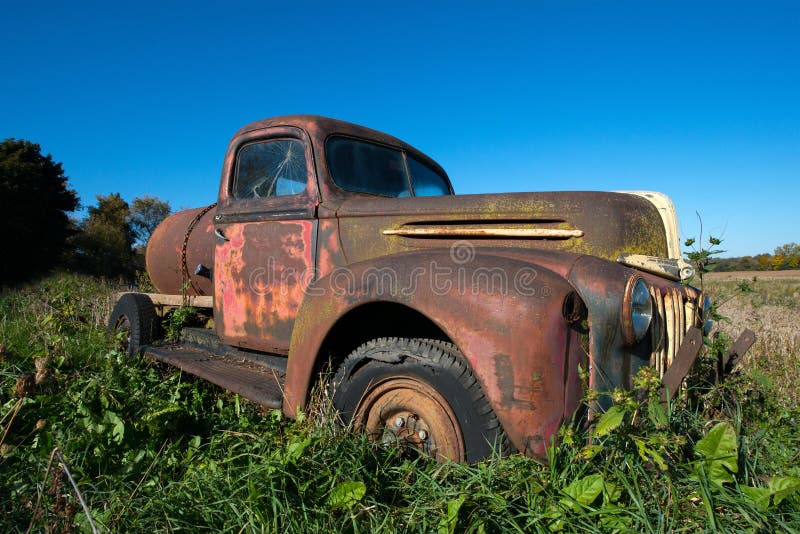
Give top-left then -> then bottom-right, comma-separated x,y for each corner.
773,243 -> 799,257
71,193 -> 136,277
0,139 -> 79,282
130,195 -> 171,246
774,243 -> 799,271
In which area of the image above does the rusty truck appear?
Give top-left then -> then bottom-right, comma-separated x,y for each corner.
108,115 -> 753,462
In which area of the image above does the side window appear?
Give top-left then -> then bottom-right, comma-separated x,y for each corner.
233,139 -> 307,199
326,136 -> 411,198
407,156 -> 451,196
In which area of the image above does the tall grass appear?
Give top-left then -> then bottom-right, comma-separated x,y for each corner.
705,274 -> 800,409
1,273 -> 798,532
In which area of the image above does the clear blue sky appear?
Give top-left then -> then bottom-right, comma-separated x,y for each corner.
1,1 -> 797,257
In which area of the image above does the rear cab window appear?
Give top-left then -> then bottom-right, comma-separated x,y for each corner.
326,136 -> 451,198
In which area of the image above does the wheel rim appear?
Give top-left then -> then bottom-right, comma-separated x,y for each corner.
353,376 -> 465,462
113,315 -> 132,351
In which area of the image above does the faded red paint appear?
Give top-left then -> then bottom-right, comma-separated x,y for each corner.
215,219 -> 316,353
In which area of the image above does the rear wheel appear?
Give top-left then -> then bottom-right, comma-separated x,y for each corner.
331,337 -> 506,462
108,293 -> 158,357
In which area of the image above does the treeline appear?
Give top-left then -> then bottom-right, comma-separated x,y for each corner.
1,138 -> 170,284
714,243 -> 800,272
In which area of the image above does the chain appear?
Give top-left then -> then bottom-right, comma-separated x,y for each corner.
181,202 -> 217,306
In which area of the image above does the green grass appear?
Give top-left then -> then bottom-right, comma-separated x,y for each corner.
1,273 -> 799,532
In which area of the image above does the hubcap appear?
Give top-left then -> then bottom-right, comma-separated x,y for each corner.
353,376 -> 465,462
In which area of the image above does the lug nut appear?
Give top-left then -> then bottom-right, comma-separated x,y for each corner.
394,417 -> 405,428
418,430 -> 428,440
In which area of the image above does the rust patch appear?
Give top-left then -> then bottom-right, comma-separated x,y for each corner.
215,219 -> 316,352
493,354 -> 538,410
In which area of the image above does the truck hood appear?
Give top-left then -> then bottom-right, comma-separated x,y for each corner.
335,191 -> 674,268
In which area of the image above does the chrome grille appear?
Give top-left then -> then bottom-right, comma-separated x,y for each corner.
649,286 -> 702,377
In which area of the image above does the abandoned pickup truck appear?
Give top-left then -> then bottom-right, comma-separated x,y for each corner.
109,115 -> 752,462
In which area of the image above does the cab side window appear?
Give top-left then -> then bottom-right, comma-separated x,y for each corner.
233,139 -> 308,199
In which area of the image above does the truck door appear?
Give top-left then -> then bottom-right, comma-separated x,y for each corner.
213,126 -> 318,354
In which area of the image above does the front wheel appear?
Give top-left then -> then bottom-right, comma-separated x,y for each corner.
330,337 -> 506,463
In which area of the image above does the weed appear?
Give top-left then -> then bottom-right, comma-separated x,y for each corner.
163,306 -> 199,343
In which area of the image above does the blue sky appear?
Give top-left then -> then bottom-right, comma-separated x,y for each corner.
1,1 -> 797,257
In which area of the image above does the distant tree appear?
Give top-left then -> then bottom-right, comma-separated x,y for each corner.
71,193 -> 136,277
0,139 -> 79,282
774,243 -> 799,270
772,254 -> 785,271
774,243 -> 799,257
130,195 -> 171,246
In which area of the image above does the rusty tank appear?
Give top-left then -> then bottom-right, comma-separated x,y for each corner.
145,204 -> 216,296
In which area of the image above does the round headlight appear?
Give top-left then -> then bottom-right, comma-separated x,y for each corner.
623,277 -> 653,345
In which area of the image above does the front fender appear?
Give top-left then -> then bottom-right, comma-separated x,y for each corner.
567,255 -> 647,402
284,248 -> 582,456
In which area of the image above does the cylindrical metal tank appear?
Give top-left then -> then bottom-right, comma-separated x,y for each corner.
145,205 -> 216,296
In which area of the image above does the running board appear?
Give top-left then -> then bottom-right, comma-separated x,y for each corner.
144,345 -> 286,409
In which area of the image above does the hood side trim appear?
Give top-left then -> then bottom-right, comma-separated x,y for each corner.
383,226 -> 584,239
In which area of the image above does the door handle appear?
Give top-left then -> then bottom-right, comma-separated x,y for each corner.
214,228 -> 229,242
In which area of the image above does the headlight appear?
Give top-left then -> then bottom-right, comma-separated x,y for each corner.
623,277 -> 653,345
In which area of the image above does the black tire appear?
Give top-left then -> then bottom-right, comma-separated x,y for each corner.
330,337 -> 506,463
108,293 -> 158,357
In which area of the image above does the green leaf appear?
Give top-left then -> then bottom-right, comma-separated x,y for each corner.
692,422 -> 738,486
560,474 -> 604,511
593,406 -> 625,438
485,494 -> 506,512
327,481 -> 366,510
576,444 -> 603,461
634,438 -> 668,471
143,404 -> 181,424
284,437 -> 311,464
647,401 -> 668,429
602,481 -> 623,505
599,504 -> 631,530
742,477 -> 800,510
437,495 -> 465,534
104,410 -> 125,444
769,476 -> 800,506
544,506 -> 566,532
742,486 -> 771,510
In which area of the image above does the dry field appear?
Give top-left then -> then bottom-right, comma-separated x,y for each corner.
704,270 -> 800,409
